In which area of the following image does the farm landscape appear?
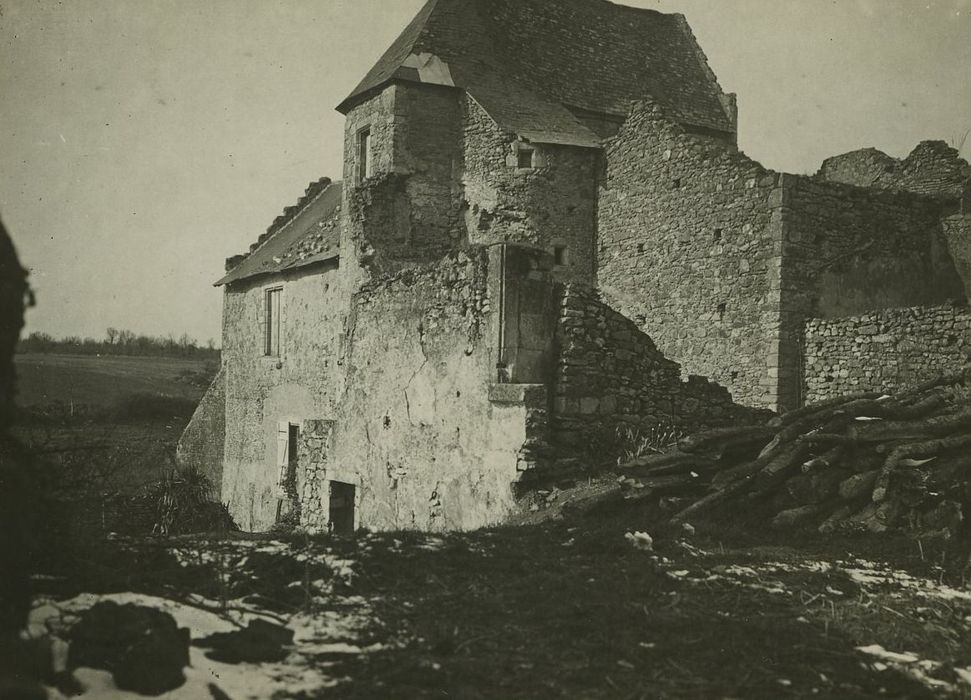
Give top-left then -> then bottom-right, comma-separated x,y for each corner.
7,350 -> 971,698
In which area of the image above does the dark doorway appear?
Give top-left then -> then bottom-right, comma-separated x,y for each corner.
329,481 -> 356,535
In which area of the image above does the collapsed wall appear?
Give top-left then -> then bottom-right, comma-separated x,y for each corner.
551,284 -> 766,463
598,100 -> 965,413
804,304 -> 971,403
778,175 -> 965,408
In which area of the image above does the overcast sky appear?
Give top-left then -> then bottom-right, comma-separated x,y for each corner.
1,0 -> 969,345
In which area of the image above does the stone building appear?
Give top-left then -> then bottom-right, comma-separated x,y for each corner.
180,0 -> 971,533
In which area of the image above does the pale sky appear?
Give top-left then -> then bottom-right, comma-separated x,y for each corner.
1,0 -> 969,345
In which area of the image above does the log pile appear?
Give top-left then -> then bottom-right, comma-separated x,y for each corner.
618,371 -> 971,536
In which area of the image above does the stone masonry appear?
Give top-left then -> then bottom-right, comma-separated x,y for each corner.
182,0 -> 971,533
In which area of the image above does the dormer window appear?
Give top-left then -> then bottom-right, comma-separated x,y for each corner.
517,147 -> 535,169
357,127 -> 371,183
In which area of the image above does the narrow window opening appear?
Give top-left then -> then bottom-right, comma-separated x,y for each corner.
264,288 -> 282,357
357,127 -> 371,183
637,243 -> 646,254
553,244 -> 568,267
717,303 -> 727,321
713,228 -> 723,242
329,481 -> 356,535
517,148 -> 535,169
672,177 -> 682,189
730,371 -> 739,381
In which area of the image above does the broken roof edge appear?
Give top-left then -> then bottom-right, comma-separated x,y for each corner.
671,13 -> 736,132
214,179 -> 342,287
215,250 -> 340,289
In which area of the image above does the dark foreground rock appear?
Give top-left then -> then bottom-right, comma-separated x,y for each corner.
195,618 -> 294,663
68,601 -> 189,695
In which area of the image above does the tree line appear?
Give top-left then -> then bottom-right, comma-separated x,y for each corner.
18,328 -> 220,359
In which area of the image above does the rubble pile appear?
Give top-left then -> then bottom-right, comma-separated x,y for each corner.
619,371 -> 971,535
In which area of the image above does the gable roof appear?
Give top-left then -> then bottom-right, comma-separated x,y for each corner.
216,179 -> 342,287
338,0 -> 733,135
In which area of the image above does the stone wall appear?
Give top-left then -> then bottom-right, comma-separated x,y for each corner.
779,176 -> 966,407
175,368 -> 225,492
817,141 -> 971,201
463,95 -> 599,284
551,284 -> 764,462
598,100 -> 780,409
221,263 -> 347,531
598,101 -> 965,412
804,304 -> 971,403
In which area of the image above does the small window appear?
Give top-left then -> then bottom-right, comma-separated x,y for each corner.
637,243 -> 646,254
713,228 -> 723,242
264,288 -> 282,357
672,177 -> 682,189
717,303 -> 727,321
517,148 -> 535,169
357,127 -> 371,182
553,244 -> 568,267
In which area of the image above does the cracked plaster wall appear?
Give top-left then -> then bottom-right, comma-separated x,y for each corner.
327,249 -> 529,531
220,264 -> 346,532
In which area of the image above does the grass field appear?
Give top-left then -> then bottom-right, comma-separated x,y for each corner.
14,353 -> 209,408
10,353 -> 214,495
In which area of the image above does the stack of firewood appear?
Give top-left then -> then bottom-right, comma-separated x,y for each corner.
618,371 -> 971,535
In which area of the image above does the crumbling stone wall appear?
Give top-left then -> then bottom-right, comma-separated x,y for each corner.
817,141 -> 971,201
326,248 -> 530,531
804,304 -> 971,403
551,284 -> 763,462
462,95 -> 598,284
599,101 -> 964,412
221,263 -> 347,531
175,368 -> 225,492
342,84 -> 465,273
779,176 -> 966,407
598,100 -> 779,409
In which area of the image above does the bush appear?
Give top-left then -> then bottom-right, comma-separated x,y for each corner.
150,467 -> 237,536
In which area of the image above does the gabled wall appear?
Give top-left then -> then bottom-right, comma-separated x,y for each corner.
598,100 -> 781,409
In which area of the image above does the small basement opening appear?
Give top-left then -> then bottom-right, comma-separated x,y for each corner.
329,481 -> 356,535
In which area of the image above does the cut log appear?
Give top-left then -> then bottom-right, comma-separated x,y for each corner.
873,433 -> 971,502
759,398 -> 890,459
677,426 -> 777,455
853,407 -> 971,443
772,504 -> 827,529
839,470 -> 879,501
801,446 -> 845,474
768,392 -> 884,428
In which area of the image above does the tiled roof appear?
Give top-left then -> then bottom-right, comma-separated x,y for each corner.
216,179 -> 342,287
337,0 -> 733,135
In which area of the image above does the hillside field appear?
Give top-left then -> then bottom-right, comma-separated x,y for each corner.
13,353 -> 209,408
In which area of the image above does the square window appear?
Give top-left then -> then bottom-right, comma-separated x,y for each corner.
517,148 -> 535,169
357,127 -> 371,182
264,288 -> 282,356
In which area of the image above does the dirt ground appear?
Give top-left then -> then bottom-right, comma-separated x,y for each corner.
24,495 -> 971,699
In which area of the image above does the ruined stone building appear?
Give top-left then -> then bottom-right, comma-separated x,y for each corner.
179,0 -> 971,533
